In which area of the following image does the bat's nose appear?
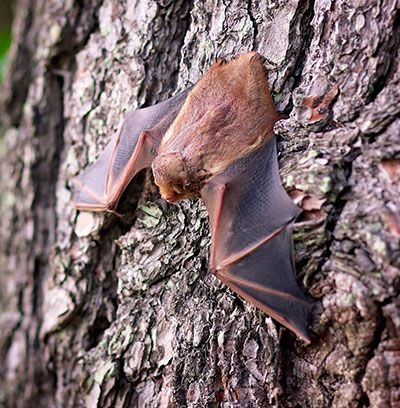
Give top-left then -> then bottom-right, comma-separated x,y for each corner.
161,192 -> 179,203
158,184 -> 180,202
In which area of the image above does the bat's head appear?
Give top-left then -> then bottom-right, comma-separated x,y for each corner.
152,152 -> 195,202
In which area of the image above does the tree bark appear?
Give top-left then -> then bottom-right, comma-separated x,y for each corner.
1,0 -> 399,407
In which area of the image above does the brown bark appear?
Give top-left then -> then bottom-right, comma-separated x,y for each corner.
0,1 -> 13,30
0,0 -> 399,407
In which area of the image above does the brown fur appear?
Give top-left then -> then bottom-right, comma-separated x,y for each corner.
152,52 -> 280,202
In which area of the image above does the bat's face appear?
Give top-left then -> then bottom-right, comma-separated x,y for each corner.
152,151 -> 197,202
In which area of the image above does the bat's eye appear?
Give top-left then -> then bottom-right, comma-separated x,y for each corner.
172,183 -> 185,194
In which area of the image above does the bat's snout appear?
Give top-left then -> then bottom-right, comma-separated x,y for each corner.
159,187 -> 180,203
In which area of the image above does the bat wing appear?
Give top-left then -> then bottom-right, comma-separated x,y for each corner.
71,90 -> 189,211
201,137 -> 312,343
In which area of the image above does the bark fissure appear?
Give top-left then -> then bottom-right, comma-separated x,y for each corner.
288,0 -> 316,96
364,9 -> 400,105
246,0 -> 258,51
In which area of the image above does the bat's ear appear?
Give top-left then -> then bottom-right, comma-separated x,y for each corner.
152,152 -> 189,202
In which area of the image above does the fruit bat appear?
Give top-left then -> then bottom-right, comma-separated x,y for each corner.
71,52 -> 313,343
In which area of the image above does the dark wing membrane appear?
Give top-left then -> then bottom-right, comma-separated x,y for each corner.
71,90 -> 189,211
201,137 -> 312,342
72,140 -> 115,211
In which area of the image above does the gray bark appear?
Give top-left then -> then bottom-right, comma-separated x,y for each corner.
1,0 -> 399,407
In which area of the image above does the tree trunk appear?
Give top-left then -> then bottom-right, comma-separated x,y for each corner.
1,0 -> 399,407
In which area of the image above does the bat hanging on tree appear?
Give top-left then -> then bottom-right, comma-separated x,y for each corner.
71,52 -> 313,343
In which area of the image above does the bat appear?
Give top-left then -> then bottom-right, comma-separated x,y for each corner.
71,52 -> 313,343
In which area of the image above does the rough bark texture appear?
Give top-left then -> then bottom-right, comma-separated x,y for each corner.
1,0 -> 399,407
